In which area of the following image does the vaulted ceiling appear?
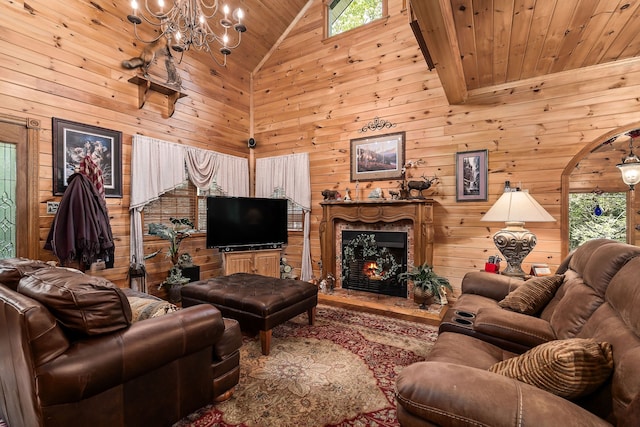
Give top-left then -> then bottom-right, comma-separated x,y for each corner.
411,0 -> 640,104
224,0 -> 310,73
232,1 -> 640,103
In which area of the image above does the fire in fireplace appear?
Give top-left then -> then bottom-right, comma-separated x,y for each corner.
341,230 -> 408,297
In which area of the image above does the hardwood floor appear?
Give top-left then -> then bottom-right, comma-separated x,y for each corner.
318,288 -> 447,326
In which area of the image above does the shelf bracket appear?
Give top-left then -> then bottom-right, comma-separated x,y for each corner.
128,75 -> 187,118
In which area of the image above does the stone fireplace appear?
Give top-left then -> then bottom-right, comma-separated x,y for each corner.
319,199 -> 434,298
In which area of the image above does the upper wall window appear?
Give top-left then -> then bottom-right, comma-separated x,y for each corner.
327,0 -> 385,37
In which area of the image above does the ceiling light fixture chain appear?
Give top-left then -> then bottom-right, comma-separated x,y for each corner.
127,0 -> 246,67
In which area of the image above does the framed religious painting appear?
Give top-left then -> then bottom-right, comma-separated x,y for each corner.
455,149 -> 488,202
52,118 -> 123,197
350,131 -> 405,181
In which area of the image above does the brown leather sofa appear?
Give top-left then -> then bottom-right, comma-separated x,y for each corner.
396,239 -> 640,426
0,258 -> 241,427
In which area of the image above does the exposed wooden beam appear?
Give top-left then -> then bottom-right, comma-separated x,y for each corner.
410,0 -> 467,104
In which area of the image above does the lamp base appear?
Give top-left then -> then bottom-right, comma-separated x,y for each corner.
493,222 -> 537,278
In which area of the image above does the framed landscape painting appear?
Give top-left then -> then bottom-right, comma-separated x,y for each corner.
350,131 -> 405,181
52,118 -> 122,197
455,149 -> 488,202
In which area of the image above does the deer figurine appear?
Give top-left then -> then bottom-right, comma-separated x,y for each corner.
407,175 -> 438,198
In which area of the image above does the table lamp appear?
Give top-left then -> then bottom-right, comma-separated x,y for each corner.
481,186 -> 555,277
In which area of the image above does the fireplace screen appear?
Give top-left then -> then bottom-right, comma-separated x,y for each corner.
341,231 -> 407,297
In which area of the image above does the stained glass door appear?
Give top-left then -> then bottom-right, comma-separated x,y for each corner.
0,142 -> 16,258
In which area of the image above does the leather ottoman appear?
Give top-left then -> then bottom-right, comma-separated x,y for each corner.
181,273 -> 318,355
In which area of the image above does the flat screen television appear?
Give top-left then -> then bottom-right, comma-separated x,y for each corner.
206,196 -> 288,251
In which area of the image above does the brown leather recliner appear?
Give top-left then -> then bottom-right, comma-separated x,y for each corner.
0,258 -> 241,427
396,239 -> 640,426
438,238 -> 640,353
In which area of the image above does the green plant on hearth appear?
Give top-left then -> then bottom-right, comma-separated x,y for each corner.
398,262 -> 453,304
148,217 -> 195,266
342,233 -> 402,283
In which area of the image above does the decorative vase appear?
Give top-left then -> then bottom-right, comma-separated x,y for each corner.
413,286 -> 434,309
167,284 -> 182,304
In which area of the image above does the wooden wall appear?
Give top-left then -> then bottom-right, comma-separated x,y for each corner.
3,0 -> 640,297
0,0 -> 250,294
252,0 -> 640,292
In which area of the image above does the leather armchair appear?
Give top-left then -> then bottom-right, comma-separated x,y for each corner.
0,258 -> 240,427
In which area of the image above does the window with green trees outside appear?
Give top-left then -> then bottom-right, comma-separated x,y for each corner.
569,192 -> 626,251
328,0 -> 384,37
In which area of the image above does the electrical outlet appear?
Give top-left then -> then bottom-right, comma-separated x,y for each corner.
47,202 -> 59,215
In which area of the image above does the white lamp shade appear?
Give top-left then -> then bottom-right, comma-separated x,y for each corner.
481,190 -> 555,223
617,162 -> 640,187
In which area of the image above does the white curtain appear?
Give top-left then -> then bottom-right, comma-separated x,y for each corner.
184,147 -> 249,196
130,136 -> 186,291
130,136 -> 186,210
255,153 -> 312,280
130,135 -> 248,290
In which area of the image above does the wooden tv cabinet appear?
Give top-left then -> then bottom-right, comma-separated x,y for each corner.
222,249 -> 281,278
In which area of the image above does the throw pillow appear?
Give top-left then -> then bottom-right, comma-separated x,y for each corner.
128,296 -> 179,322
17,267 -> 132,336
0,257 -> 52,291
489,338 -> 613,399
498,274 -> 564,314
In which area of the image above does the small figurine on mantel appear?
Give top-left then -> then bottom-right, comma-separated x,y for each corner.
407,175 -> 438,199
344,188 -> 352,201
398,159 -> 425,200
321,189 -> 339,200
368,187 -> 383,199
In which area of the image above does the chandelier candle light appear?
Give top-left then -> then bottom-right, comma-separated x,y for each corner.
127,0 -> 246,67
481,184 -> 555,278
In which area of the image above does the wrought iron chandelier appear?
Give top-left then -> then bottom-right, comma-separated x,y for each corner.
127,0 -> 247,67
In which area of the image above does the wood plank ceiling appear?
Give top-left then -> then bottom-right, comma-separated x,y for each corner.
187,0 -> 640,103
224,0 -> 310,74
411,0 -> 640,104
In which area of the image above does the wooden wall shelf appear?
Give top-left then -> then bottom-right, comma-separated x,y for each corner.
128,75 -> 187,117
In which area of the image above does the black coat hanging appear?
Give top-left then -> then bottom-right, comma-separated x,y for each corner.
44,172 -> 115,269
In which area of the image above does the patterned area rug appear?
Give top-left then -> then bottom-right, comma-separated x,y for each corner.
174,305 -> 438,427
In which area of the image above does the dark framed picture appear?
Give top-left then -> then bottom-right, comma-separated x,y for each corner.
52,118 -> 122,198
455,149 -> 488,202
350,131 -> 405,181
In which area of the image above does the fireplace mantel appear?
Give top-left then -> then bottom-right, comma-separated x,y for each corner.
319,199 -> 434,279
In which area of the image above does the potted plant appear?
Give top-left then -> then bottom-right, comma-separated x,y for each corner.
159,265 -> 190,303
148,217 -> 196,302
398,262 -> 453,309
148,217 -> 195,265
